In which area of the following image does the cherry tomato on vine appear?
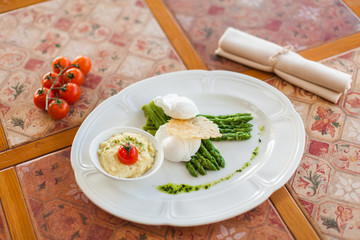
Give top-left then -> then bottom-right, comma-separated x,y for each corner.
52,56 -> 72,74
47,98 -> 70,120
33,87 -> 55,110
72,56 -> 91,74
59,83 -> 81,104
62,67 -> 84,86
117,143 -> 138,165
42,72 -> 63,95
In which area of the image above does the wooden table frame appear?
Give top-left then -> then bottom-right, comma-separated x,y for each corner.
0,0 -> 359,239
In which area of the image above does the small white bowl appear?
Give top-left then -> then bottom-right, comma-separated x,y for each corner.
89,126 -> 164,181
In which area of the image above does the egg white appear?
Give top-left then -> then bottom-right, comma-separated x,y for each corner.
155,125 -> 201,162
154,94 -> 199,119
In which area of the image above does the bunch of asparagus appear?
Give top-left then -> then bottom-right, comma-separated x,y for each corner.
198,113 -> 253,141
184,139 -> 225,177
141,101 -> 252,177
141,101 -> 170,135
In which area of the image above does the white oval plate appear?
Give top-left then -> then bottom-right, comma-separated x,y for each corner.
71,70 -> 305,226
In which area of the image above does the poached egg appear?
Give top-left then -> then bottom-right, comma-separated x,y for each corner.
154,94 -> 199,119
154,94 -> 201,162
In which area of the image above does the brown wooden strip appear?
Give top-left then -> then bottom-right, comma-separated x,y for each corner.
0,168 -> 36,239
0,124 -> 8,152
242,69 -> 274,80
145,0 -> 207,70
286,186 -> 327,240
0,0 -> 48,13
299,32 -> 360,61
0,127 -> 78,170
270,187 -> 323,240
343,0 -> 360,17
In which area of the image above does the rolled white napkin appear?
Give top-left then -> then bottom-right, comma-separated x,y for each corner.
215,27 -> 352,103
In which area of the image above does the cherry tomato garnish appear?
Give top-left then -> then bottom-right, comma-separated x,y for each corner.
33,87 -> 55,110
72,56 -> 91,74
59,83 -> 81,104
62,67 -> 84,86
47,98 -> 70,120
117,143 -> 138,165
52,56 -> 71,74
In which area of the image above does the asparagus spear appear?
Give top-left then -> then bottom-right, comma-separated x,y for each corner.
146,129 -> 157,136
195,152 -> 217,171
185,161 -> 198,177
208,115 -> 253,125
219,128 -> 253,134
142,125 -> 157,131
149,101 -> 169,122
202,139 -> 225,168
212,132 -> 252,141
145,116 -> 155,126
198,113 -> 252,119
216,123 -> 253,129
189,156 -> 206,175
198,144 -> 220,170
141,104 -> 165,129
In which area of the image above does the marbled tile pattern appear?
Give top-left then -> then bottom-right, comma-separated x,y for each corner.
16,148 -> 294,240
264,48 -> 360,240
0,0 -> 186,147
165,0 -> 360,72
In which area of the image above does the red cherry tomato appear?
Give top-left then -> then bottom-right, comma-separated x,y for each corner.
117,143 -> 138,165
59,83 -> 81,104
72,56 -> 91,74
62,67 -> 84,86
33,87 -> 55,110
42,72 -> 63,95
47,98 -> 70,120
52,56 -> 71,74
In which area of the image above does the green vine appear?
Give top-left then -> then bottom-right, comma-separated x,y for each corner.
11,82 -> 25,99
303,170 -> 321,195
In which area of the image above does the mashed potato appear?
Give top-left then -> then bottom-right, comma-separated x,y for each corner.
97,132 -> 156,178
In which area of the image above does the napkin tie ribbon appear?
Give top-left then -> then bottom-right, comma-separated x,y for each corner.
269,45 -> 293,68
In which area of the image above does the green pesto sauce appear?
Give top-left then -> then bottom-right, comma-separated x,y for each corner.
156,126 -> 265,195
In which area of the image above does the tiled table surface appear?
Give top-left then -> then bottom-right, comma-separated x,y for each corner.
0,0 -> 186,147
15,148 -> 293,239
0,0 -> 359,239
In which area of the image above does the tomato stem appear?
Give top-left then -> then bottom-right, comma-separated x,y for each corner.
53,98 -> 65,109
67,72 -> 75,80
123,142 -> 133,157
37,88 -> 46,94
45,65 -> 71,110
